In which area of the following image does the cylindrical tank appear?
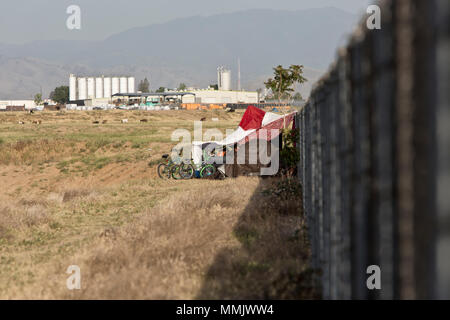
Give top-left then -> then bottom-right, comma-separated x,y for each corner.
112,77 -> 120,95
69,74 -> 77,101
103,77 -> 112,98
120,77 -> 128,93
87,77 -> 95,99
95,77 -> 104,99
127,77 -> 135,93
78,77 -> 87,100
221,69 -> 231,91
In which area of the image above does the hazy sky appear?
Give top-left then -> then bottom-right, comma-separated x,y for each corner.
0,0 -> 373,44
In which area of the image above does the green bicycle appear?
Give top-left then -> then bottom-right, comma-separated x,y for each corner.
157,154 -> 175,179
171,161 -> 195,180
199,148 -> 218,179
157,152 -> 195,180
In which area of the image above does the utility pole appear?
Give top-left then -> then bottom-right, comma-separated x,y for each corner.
238,57 -> 241,91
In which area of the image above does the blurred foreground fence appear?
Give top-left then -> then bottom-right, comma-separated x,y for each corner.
296,0 -> 449,299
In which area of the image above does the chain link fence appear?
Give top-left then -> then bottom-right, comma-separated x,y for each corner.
296,0 -> 449,299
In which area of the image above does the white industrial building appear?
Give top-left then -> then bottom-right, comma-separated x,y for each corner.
0,100 -> 36,110
181,89 -> 258,104
181,67 -> 258,104
69,66 -> 257,106
70,74 -> 135,102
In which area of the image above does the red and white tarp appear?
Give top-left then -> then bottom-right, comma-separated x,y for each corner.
192,106 -> 296,164
218,105 -> 295,146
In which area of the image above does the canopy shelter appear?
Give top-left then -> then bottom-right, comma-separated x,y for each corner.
112,92 -> 196,104
192,105 -> 296,166
112,92 -> 196,98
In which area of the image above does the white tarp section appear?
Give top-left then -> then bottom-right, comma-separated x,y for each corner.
192,141 -> 204,166
261,112 -> 283,127
216,126 -> 256,146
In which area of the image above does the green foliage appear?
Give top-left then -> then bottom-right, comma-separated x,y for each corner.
293,92 -> 303,101
233,226 -> 259,248
265,65 -> 307,103
138,78 -> 150,92
156,87 -> 166,93
261,178 -> 302,201
280,128 -> 300,169
50,86 -> 69,104
177,83 -> 187,91
34,93 -> 43,106
267,92 -> 291,101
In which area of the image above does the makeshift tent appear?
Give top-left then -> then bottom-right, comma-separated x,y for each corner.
192,106 -> 296,177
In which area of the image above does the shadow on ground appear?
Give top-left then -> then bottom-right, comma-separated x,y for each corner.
196,178 -> 321,299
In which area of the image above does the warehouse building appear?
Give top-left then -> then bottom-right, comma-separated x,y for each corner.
111,89 -> 258,105
0,100 -> 36,110
180,89 -> 258,104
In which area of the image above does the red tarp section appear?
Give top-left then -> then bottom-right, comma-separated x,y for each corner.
239,112 -> 296,145
238,105 -> 266,130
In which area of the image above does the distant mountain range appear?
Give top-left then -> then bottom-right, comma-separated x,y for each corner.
0,7 -> 358,100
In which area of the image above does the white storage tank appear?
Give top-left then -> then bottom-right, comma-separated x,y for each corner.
112,77 -> 120,95
120,77 -> 128,93
78,77 -> 87,100
87,77 -> 95,99
217,67 -> 232,91
95,77 -> 104,99
221,69 -> 231,91
69,74 -> 77,101
127,77 -> 135,94
103,77 -> 112,98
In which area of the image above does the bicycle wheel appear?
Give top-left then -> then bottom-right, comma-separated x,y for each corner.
200,165 -> 216,179
170,165 -> 184,180
179,163 -> 195,180
157,163 -> 171,179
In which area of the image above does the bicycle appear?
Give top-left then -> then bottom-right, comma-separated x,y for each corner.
199,147 -> 229,179
157,154 -> 176,179
171,161 -> 195,180
157,150 -> 196,180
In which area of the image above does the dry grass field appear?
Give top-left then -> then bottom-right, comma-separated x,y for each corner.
0,110 -> 317,299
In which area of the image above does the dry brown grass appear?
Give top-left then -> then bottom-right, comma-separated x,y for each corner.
3,177 -> 316,300
0,205 -> 48,240
0,109 -> 244,166
0,110 -> 316,300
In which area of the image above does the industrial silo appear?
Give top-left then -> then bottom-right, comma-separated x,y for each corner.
87,77 -> 95,99
103,77 -> 112,98
69,74 -> 77,101
221,69 -> 231,91
78,77 -> 87,100
95,77 -> 104,99
217,67 -> 231,91
120,77 -> 128,93
127,77 -> 135,94
112,77 -> 120,95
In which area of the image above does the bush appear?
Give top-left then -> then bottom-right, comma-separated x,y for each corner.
280,129 -> 300,169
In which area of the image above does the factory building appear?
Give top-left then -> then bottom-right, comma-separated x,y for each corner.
181,89 -> 258,104
69,65 -> 257,107
179,66 -> 258,104
69,74 -> 135,102
0,100 -> 36,110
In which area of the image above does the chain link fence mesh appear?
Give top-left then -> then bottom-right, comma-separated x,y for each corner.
296,0 -> 449,299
